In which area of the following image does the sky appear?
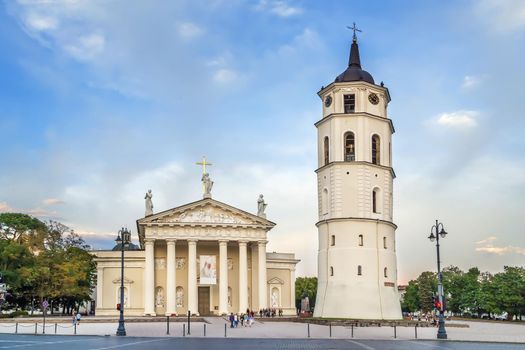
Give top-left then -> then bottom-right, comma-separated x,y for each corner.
0,0 -> 524,283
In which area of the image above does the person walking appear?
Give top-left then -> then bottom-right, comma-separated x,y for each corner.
71,310 -> 77,326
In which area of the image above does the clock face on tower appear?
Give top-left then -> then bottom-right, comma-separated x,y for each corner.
324,95 -> 332,107
368,93 -> 379,105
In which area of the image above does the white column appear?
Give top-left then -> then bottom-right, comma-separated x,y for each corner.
166,239 -> 176,316
96,266 -> 103,309
238,241 -> 248,313
258,240 -> 268,309
144,239 -> 156,315
290,267 -> 296,312
218,240 -> 228,315
251,245 -> 258,310
187,239 -> 198,315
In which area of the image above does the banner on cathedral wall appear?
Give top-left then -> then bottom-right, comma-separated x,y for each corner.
199,255 -> 217,285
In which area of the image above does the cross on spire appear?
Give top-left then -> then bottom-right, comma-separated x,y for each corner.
196,156 -> 212,175
346,22 -> 362,42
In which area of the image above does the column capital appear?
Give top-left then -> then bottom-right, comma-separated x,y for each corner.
238,240 -> 248,246
218,239 -> 229,245
145,238 -> 155,245
187,239 -> 198,244
166,239 -> 177,245
258,240 -> 268,246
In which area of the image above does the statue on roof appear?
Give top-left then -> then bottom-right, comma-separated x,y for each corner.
145,189 -> 154,217
257,194 -> 267,218
202,173 -> 214,198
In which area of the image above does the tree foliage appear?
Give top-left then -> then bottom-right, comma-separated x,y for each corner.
403,265 -> 525,320
0,213 -> 95,314
295,276 -> 317,308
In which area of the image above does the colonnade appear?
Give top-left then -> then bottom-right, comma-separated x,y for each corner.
143,239 -> 267,315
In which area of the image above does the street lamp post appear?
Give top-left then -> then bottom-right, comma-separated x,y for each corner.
116,227 -> 131,336
428,219 -> 448,340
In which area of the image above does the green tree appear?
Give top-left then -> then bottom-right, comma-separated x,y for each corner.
417,271 -> 437,313
442,266 -> 464,314
0,213 -> 47,248
0,213 -> 95,314
492,266 -> 525,320
295,276 -> 317,308
401,280 -> 419,312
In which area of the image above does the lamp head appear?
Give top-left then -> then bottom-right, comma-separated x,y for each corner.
439,228 -> 447,238
115,232 -> 122,244
428,232 -> 436,242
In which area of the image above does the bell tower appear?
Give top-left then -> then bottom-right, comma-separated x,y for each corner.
313,27 -> 401,319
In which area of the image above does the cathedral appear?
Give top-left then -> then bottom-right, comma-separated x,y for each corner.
313,28 -> 402,319
93,28 -> 401,320
93,171 -> 299,316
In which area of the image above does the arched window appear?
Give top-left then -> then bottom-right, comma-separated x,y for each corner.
357,265 -> 362,276
358,234 -> 363,246
383,237 -> 387,249
372,134 -> 380,165
323,136 -> 329,165
344,132 -> 355,161
331,235 -> 335,246
330,266 -> 334,276
384,267 -> 388,278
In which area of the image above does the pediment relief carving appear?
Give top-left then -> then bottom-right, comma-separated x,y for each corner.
148,204 -> 258,226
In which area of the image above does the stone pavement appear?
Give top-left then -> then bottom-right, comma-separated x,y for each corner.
0,317 -> 524,343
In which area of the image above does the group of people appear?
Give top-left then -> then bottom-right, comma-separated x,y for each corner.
229,309 -> 255,328
258,308 -> 283,317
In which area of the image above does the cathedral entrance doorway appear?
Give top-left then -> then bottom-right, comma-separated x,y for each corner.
198,287 -> 211,315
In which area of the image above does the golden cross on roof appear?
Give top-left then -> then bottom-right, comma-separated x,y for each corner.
196,156 -> 212,175
346,22 -> 362,42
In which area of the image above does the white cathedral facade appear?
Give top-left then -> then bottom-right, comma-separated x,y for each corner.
93,182 -> 299,316
313,32 -> 402,319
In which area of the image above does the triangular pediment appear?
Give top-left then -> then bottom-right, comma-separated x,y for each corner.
268,277 -> 284,285
137,198 -> 275,228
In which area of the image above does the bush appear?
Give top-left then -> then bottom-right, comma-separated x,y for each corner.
9,310 -> 28,318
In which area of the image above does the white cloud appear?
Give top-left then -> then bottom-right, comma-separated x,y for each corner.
207,51 -> 233,67
26,207 -> 59,218
276,28 -> 322,56
0,202 -> 14,212
476,0 -> 525,33
25,13 -> 58,31
213,68 -> 238,84
475,236 -> 525,256
475,236 -> 497,245
176,22 -> 204,39
255,0 -> 303,17
43,198 -> 64,205
0,201 -> 58,217
63,33 -> 105,61
461,75 -> 482,89
436,110 -> 478,128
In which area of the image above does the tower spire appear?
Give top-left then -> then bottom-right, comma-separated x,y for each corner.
346,23 -> 362,69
